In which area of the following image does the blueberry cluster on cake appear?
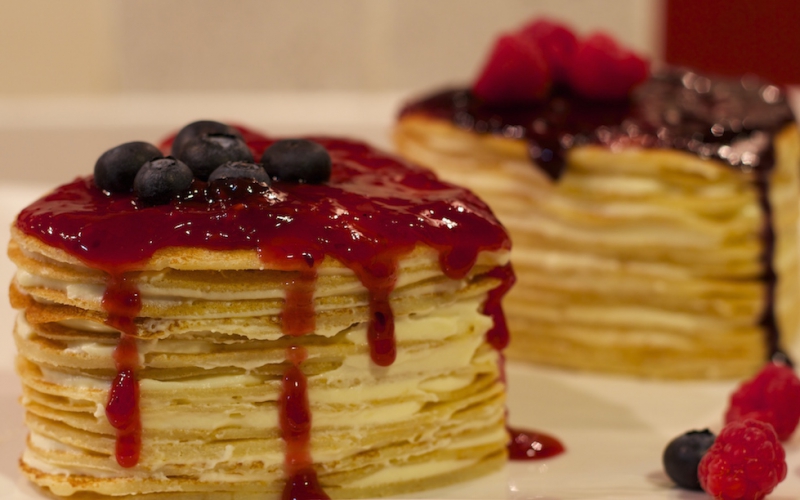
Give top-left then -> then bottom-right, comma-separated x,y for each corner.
9,121 -> 514,498
395,19 -> 800,379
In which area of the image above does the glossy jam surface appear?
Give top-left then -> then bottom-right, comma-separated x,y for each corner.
282,271 -> 318,337
401,69 -> 795,362
483,264 -> 515,351
280,346 -> 329,500
101,275 -> 142,468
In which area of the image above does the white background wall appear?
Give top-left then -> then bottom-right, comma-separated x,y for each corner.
0,0 -> 661,95
0,0 -> 662,184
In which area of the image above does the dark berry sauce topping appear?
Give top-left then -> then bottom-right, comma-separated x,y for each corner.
401,68 -> 795,363
402,69 -> 793,180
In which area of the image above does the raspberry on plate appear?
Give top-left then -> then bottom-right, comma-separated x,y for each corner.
472,33 -> 551,104
698,420 -> 786,500
725,362 -> 800,441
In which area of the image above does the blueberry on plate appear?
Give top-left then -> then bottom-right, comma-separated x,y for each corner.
208,161 -> 271,185
170,120 -> 242,157
662,429 -> 715,490
176,133 -> 254,181
94,141 -> 163,193
261,139 -> 331,184
133,157 -> 194,205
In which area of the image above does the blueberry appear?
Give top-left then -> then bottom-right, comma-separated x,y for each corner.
662,429 -> 715,490
170,120 -> 242,157
94,141 -> 163,193
176,133 -> 254,181
208,161 -> 271,185
261,139 -> 331,184
133,157 -> 194,205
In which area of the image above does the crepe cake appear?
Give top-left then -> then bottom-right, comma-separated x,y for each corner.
395,19 -> 800,379
8,124 -> 516,499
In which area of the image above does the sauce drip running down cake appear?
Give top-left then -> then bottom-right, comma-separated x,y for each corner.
395,20 -> 800,379
9,125 -> 515,499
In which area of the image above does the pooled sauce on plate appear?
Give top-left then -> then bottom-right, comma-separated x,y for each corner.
506,426 -> 565,460
401,69 -> 796,365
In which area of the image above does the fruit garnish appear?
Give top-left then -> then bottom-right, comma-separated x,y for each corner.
662,429 -> 715,490
208,161 -> 271,185
175,133 -> 254,181
261,139 -> 332,184
566,32 -> 649,100
698,419 -> 786,500
133,157 -> 194,205
725,361 -> 800,441
93,122 -> 335,205
518,19 -> 578,83
472,20 -> 648,104
472,33 -> 551,104
170,120 -> 242,157
94,141 -> 163,193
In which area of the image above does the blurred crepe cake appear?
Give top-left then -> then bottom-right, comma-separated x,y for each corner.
8,122 -> 514,499
395,19 -> 800,379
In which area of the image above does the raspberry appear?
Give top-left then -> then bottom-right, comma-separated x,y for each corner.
472,33 -> 551,104
725,362 -> 800,441
518,19 -> 578,83
698,420 -> 786,500
566,32 -> 648,100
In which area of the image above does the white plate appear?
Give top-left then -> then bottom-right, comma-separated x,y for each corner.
1,183 -> 799,500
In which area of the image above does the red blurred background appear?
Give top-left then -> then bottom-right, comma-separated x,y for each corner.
665,0 -> 800,85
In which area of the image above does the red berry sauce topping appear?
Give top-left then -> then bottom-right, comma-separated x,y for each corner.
280,345 -> 330,500
101,275 -> 142,468
15,126 -> 516,491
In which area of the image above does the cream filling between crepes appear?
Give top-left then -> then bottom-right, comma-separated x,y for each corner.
25,427 -> 507,486
22,299 -> 498,439
15,267 -> 445,302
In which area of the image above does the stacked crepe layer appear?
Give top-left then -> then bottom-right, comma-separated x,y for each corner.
10,228 -> 510,499
396,116 -> 800,379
